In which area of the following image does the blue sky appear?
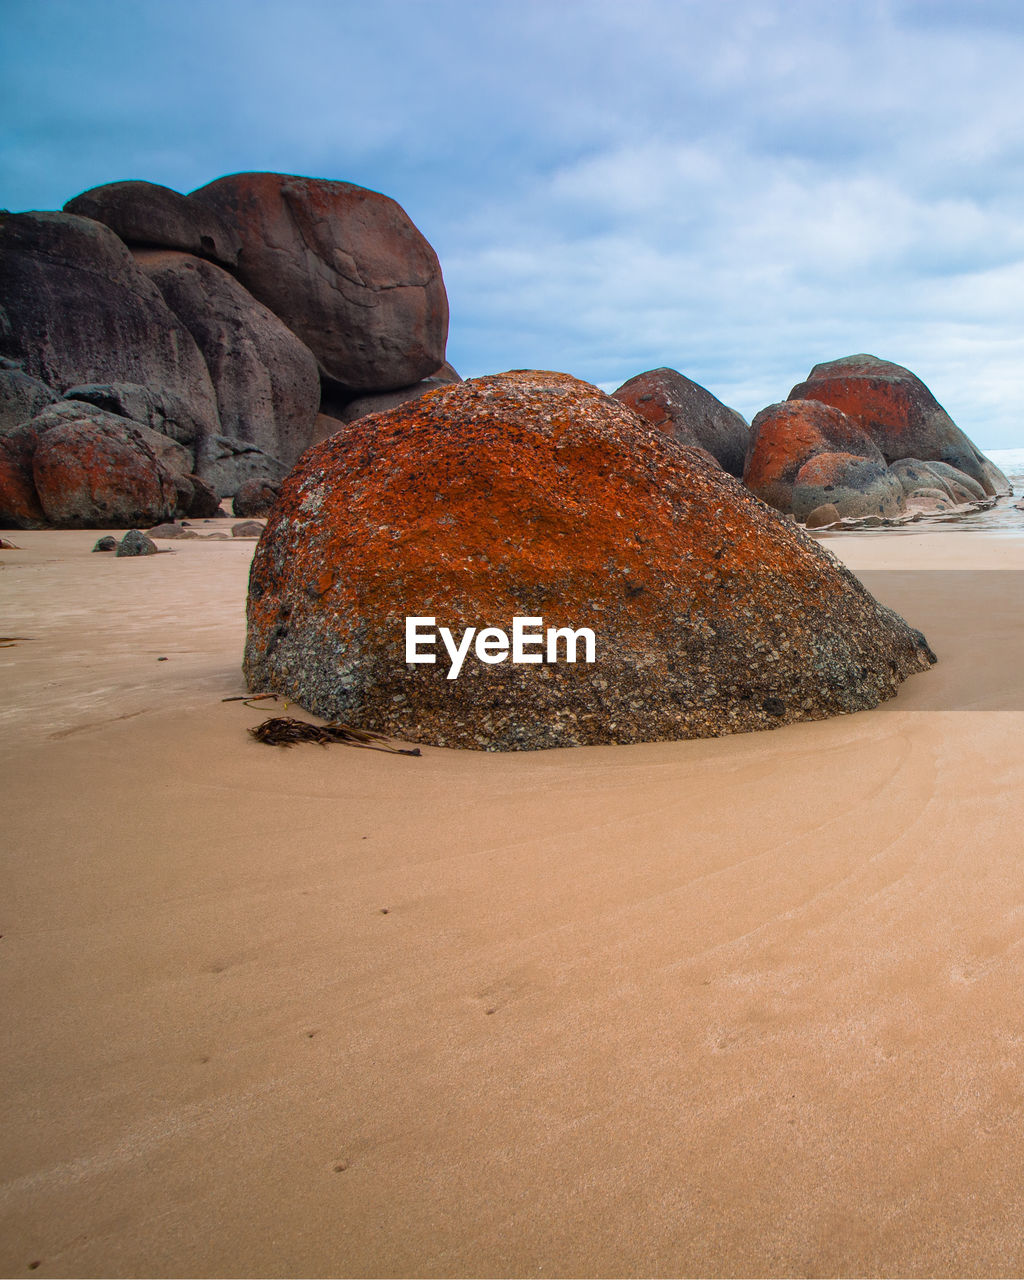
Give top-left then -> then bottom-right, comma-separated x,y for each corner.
3,0 -> 1024,447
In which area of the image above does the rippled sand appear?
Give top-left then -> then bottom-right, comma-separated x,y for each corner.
2,528 -> 1024,1277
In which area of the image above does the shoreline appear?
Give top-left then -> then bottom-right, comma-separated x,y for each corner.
2,529 -> 1024,1277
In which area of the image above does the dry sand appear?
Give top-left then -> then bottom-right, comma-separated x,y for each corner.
2,528 -> 1024,1278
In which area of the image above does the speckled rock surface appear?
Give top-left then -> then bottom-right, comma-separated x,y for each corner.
889,458 -> 986,504
116,529 -> 158,557
791,452 -> 904,521
789,354 -> 1010,496
243,370 -> 935,751
612,367 -> 750,477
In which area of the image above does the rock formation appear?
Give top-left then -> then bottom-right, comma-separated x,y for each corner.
196,435 -> 287,496
0,433 -> 45,528
1,173 -> 453,513
788,354 -> 1010,497
0,212 -> 220,447
741,356 -> 1011,524
243,370 -> 935,751
612,368 -> 750,477
64,180 -> 242,268
189,172 -> 449,393
0,363 -> 59,431
13,403 -> 178,529
135,249 -> 320,467
116,529 -> 158,557
743,399 -> 903,522
232,479 -> 280,518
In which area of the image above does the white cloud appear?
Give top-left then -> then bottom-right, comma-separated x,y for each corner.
4,0 -> 1024,445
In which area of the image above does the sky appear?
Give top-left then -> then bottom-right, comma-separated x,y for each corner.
3,0 -> 1024,448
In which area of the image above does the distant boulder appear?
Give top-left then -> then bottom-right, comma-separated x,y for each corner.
243,370 -> 935,751
788,354 -> 1010,496
0,211 -> 220,443
135,249 -> 320,468
612,368 -> 750,477
173,472 -> 222,519
116,529 -> 159,557
791,452 -> 904,522
0,364 -> 59,431
189,172 -> 449,393
15,403 -> 177,528
889,458 -> 986,506
232,478 -> 280,518
743,399 -> 896,520
64,180 -> 242,267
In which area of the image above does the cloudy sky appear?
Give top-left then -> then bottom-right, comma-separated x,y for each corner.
3,0 -> 1024,447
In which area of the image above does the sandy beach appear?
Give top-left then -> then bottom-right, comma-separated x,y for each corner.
2,527 -> 1024,1278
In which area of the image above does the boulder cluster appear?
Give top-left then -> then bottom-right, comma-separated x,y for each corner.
0,173 -> 451,528
610,356 -> 1010,528
6,169 -> 1011,750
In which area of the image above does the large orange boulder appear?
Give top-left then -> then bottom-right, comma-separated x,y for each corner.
789,354 -> 1009,496
743,399 -> 901,520
243,371 -> 935,751
189,173 -> 448,394
612,368 -> 750,477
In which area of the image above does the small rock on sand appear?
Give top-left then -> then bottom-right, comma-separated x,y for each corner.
116,529 -> 158,556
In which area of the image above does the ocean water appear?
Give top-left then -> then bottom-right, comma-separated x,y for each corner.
945,448 -> 1024,534
988,448 -> 1024,489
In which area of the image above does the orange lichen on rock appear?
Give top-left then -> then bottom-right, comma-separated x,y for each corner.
0,435 -> 45,528
789,354 -> 1009,496
743,399 -> 889,518
244,370 -> 935,750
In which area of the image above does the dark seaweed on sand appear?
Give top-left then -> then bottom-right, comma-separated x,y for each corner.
249,716 -> 421,756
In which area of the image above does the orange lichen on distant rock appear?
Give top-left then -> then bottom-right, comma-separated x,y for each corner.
742,399 -> 897,520
789,354 -> 1008,496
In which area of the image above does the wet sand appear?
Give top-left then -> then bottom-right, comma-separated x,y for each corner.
2,529 -> 1024,1278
